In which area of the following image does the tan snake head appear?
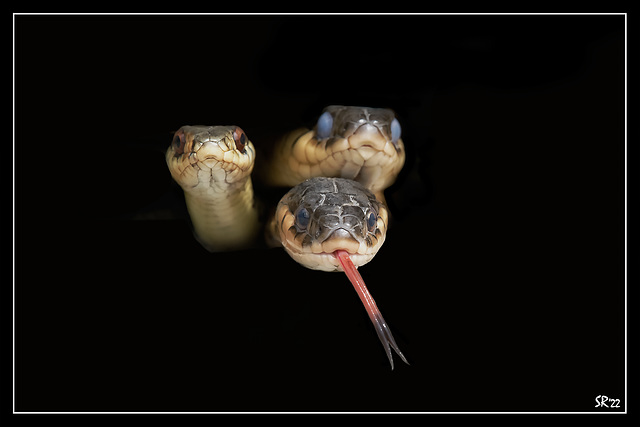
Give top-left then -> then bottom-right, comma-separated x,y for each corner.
166,125 -> 255,190
284,105 -> 406,194
274,177 -> 388,272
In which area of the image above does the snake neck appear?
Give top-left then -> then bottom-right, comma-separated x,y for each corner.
183,177 -> 259,252
264,128 -> 311,187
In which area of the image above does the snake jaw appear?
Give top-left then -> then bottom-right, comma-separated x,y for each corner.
327,129 -> 404,193
280,246 -> 375,272
278,219 -> 378,271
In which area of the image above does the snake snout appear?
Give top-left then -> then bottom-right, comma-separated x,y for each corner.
330,228 -> 353,239
321,228 -> 361,254
349,123 -> 388,150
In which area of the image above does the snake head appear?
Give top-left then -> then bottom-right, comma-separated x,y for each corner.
291,105 -> 406,193
275,177 -> 388,272
166,125 -> 255,191
316,105 -> 402,150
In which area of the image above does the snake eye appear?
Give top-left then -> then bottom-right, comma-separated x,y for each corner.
390,118 -> 401,145
316,111 -> 333,140
367,212 -> 377,232
171,130 -> 186,155
232,127 -> 247,152
295,207 -> 310,229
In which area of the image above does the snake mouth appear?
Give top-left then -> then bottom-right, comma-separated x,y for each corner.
282,248 -> 376,272
281,232 -> 382,272
279,227 -> 385,272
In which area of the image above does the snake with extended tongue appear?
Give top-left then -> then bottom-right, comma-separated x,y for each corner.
166,105 -> 408,368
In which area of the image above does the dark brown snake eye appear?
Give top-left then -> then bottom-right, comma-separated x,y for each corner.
171,129 -> 186,155
233,127 -> 247,152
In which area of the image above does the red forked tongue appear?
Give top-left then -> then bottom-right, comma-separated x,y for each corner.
334,250 -> 409,370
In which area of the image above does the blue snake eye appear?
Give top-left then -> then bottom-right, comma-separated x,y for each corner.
295,207 -> 310,229
316,111 -> 333,140
367,212 -> 377,232
390,118 -> 401,144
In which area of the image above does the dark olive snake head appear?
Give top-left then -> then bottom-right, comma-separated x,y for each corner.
274,177 -> 388,272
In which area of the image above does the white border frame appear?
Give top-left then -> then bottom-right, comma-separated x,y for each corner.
12,11 -> 628,416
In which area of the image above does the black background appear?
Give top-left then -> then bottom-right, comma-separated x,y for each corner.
14,14 -> 625,415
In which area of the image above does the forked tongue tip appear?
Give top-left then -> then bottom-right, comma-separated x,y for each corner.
334,250 -> 408,369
